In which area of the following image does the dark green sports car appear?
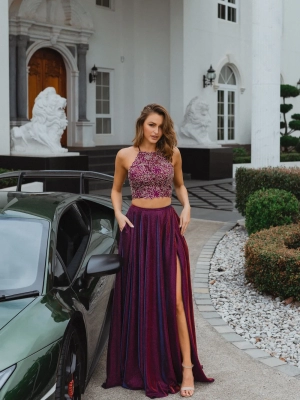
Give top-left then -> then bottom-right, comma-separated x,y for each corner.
0,171 -> 124,400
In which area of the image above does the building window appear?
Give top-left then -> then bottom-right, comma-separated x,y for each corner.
217,65 -> 237,141
218,0 -> 237,23
96,0 -> 111,8
96,70 -> 112,134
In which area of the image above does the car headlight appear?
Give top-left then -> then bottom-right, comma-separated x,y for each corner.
0,365 -> 16,390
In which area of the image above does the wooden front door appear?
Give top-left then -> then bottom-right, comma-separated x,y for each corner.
28,48 -> 67,147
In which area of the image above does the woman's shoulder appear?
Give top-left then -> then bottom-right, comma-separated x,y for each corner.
172,146 -> 181,158
117,146 -> 138,159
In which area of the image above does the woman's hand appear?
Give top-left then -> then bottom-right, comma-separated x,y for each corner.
179,206 -> 191,236
116,212 -> 134,232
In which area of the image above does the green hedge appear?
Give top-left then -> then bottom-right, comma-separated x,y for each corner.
0,169 -> 17,189
233,153 -> 300,164
233,156 -> 251,164
245,223 -> 300,300
280,153 -> 300,161
245,189 -> 299,235
235,167 -> 300,216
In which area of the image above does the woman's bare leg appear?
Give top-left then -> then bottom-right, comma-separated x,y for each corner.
176,256 -> 194,397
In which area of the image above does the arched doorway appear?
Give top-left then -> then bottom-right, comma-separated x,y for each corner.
28,48 -> 67,146
217,65 -> 237,142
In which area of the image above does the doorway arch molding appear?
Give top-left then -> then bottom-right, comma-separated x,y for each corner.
26,41 -> 79,146
9,0 -> 94,146
213,54 -> 245,94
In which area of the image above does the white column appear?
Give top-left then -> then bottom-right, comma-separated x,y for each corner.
251,0 -> 282,167
0,1 -> 10,155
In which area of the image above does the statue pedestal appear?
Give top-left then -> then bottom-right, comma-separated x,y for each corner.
0,154 -> 89,193
179,147 -> 233,180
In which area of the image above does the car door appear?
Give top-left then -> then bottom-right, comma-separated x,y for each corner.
56,200 -> 116,373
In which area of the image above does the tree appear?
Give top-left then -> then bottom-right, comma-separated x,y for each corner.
280,84 -> 300,136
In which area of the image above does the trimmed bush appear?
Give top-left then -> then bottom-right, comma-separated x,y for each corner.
296,141 -> 300,153
233,156 -> 251,164
280,84 -> 300,136
245,223 -> 300,300
0,169 -> 17,189
235,167 -> 300,216
245,189 -> 299,235
280,135 -> 299,148
233,147 -> 251,164
280,152 -> 300,161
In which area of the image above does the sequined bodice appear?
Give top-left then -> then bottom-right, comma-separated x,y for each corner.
128,151 -> 174,199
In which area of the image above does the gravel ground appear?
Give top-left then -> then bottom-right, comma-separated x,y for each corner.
210,225 -> 300,368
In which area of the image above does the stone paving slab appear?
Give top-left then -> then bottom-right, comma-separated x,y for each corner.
275,364 -> 300,377
195,299 -> 212,305
194,282 -> 208,288
197,305 -> 216,311
232,341 -> 257,350
201,312 -> 223,319
244,349 -> 270,359
194,293 -> 210,299
206,317 -> 228,325
193,288 -> 209,293
222,333 -> 245,342
213,325 -> 235,333
259,357 -> 287,367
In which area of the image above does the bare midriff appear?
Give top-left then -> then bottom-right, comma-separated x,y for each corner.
131,197 -> 172,209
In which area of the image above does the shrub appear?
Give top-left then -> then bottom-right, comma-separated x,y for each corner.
233,147 -> 251,164
233,156 -> 251,164
0,169 -> 17,189
245,189 -> 299,235
280,84 -> 300,136
296,141 -> 300,153
233,147 -> 248,157
245,223 -> 300,300
280,152 -> 300,161
280,135 -> 299,148
235,167 -> 300,216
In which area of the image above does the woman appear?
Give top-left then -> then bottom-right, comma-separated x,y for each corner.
103,104 -> 214,398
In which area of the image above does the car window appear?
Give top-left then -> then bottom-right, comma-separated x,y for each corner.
56,202 -> 91,281
53,252 -> 70,288
0,217 -> 49,296
79,202 -> 116,269
89,202 -> 115,238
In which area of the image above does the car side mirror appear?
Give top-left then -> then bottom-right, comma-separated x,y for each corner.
86,254 -> 122,277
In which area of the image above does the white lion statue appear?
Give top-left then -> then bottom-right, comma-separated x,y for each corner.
11,87 -> 68,155
179,97 -> 219,147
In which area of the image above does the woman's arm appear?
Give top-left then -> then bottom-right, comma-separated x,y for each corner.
173,147 -> 191,235
111,149 -> 134,231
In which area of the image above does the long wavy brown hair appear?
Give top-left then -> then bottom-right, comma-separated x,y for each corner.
133,104 -> 177,161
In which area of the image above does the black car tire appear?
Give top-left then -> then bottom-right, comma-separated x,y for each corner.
55,325 -> 84,400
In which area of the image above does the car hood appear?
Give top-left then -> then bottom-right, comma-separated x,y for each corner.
0,298 -> 35,331
0,292 -> 73,371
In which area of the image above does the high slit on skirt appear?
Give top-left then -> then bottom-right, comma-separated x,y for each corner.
103,204 -> 214,398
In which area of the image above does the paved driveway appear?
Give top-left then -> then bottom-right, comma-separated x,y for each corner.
84,218 -> 300,400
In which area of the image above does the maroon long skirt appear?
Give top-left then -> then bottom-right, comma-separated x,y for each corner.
103,204 -> 214,398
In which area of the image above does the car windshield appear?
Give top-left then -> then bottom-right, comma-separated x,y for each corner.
0,217 -> 49,296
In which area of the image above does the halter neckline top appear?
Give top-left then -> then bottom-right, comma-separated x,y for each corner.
128,148 -> 174,199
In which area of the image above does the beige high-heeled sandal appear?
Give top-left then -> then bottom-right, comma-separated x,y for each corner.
180,363 -> 194,397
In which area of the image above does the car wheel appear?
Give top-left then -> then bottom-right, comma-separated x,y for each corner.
55,325 -> 84,400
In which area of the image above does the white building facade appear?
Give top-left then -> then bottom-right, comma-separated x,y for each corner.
0,0 -> 298,156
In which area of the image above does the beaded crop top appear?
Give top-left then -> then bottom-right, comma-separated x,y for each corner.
128,149 -> 174,199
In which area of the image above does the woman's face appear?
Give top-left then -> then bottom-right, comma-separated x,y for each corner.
142,113 -> 164,146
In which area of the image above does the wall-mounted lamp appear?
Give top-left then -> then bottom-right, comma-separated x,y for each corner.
89,65 -> 98,83
297,79 -> 300,91
203,65 -> 216,88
